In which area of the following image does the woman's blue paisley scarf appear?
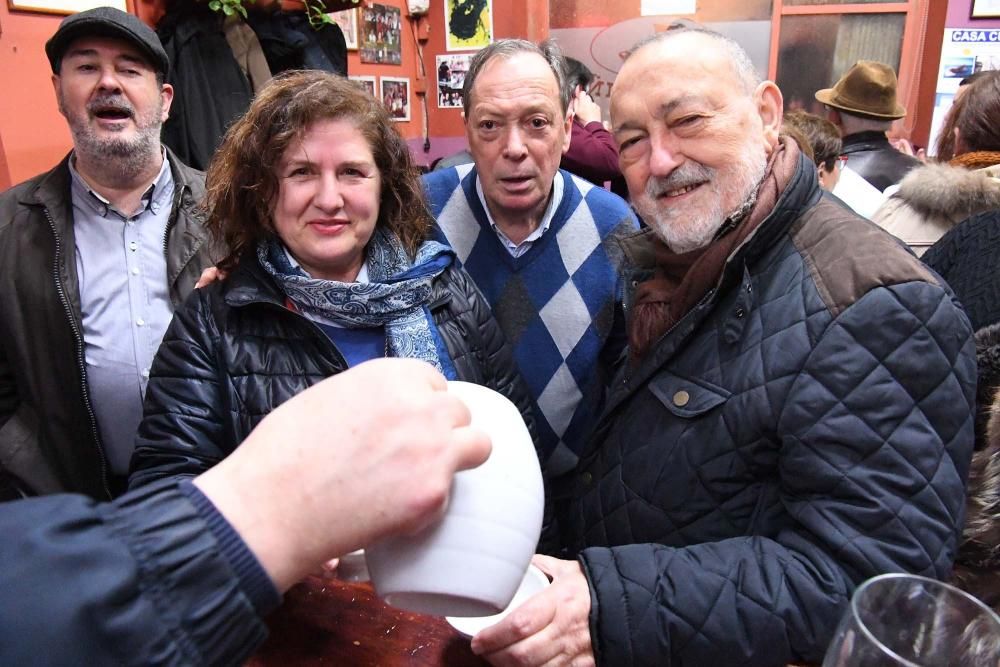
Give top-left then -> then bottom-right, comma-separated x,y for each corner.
257,227 -> 459,378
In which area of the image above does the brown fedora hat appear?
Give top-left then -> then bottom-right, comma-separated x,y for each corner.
815,60 -> 906,120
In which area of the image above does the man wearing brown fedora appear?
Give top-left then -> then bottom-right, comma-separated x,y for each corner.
816,60 -> 920,193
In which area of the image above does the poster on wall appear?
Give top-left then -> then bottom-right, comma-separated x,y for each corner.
927,28 -> 1000,155
350,75 -> 377,98
361,3 -> 402,65
329,8 -> 359,50
381,76 -> 411,122
445,0 -> 493,51
437,54 -> 472,109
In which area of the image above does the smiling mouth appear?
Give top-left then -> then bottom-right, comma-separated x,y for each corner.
660,183 -> 704,198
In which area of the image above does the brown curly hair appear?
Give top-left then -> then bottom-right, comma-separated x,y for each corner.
204,70 -> 432,272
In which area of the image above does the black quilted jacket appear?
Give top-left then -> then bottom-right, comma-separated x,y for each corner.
922,208 -> 1000,332
554,156 -> 977,666
128,253 -> 536,487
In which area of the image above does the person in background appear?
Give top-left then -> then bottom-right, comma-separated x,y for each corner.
783,109 -> 844,192
817,60 -> 920,193
872,71 -> 1000,257
423,40 -> 638,476
0,7 -> 216,500
0,359 -> 491,665
472,27 -> 975,667
559,57 -> 626,197
128,71 -> 534,487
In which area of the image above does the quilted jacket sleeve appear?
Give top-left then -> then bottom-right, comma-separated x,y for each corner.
128,287 -> 229,490
580,280 -> 977,666
0,480 -> 267,665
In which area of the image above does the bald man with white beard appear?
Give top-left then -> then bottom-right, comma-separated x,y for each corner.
470,27 -> 976,667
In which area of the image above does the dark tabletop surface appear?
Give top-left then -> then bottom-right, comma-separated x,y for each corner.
248,574 -> 489,666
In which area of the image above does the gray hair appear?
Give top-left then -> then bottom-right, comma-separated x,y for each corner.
626,26 -> 762,94
462,38 -> 569,115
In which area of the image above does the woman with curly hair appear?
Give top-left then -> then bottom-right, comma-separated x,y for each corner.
128,70 -> 535,487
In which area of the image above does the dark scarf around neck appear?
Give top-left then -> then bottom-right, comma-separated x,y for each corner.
628,137 -> 802,362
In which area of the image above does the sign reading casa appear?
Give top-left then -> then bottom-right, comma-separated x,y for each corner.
952,30 -> 1000,43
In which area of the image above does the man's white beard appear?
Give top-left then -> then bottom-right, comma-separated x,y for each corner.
636,149 -> 769,254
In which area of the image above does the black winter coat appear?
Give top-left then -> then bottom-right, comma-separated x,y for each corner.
129,254 -> 536,487
554,156 -> 977,666
922,208 -> 1000,331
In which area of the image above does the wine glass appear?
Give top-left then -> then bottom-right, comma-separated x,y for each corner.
823,573 -> 1000,666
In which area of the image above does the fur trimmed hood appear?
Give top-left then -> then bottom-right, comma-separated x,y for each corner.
893,162 -> 1000,220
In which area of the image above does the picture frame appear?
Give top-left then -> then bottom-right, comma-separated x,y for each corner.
360,3 -> 402,65
349,75 -> 377,99
445,0 -> 493,52
437,54 -> 471,109
380,76 -> 411,122
971,0 -> 1000,18
328,7 -> 358,50
7,0 -> 125,16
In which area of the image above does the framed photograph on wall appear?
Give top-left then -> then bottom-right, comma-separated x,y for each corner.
329,8 -> 359,50
349,75 -> 377,98
8,0 -> 125,15
380,76 -> 410,122
360,3 -> 402,65
971,0 -> 1000,18
437,54 -> 471,109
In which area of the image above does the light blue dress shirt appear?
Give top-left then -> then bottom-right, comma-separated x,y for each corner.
69,154 -> 175,475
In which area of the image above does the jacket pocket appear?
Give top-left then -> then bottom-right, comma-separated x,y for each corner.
647,371 -> 731,418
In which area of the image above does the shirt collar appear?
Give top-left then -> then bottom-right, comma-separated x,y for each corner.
68,148 -> 173,219
475,170 -> 563,248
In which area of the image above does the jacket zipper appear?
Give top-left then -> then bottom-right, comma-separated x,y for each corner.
43,208 -> 111,499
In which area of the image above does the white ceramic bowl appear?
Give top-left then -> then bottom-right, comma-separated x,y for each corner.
447,565 -> 551,637
365,381 -> 544,617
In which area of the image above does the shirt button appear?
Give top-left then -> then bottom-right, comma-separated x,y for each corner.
129,242 -> 138,251
131,267 -> 140,275
673,390 -> 690,407
142,368 -> 150,378
136,318 -> 145,327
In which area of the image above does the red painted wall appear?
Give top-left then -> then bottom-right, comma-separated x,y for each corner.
0,4 -> 74,189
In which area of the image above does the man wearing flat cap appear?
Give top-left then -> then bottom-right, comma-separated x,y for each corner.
817,60 -> 920,193
0,7 -> 216,500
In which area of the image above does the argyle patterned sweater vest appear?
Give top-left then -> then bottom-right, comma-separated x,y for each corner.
424,165 -> 638,461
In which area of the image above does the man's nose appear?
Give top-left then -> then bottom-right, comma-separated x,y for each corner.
96,67 -> 124,93
648,136 -> 683,177
501,126 -> 528,159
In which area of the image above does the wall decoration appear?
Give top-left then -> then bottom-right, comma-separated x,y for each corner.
445,0 -> 492,51
436,53 -> 471,109
361,3 -> 402,65
8,0 -> 125,15
329,8 -> 359,50
927,28 -> 1000,155
350,75 -> 377,98
972,0 -> 1000,18
380,76 -> 411,122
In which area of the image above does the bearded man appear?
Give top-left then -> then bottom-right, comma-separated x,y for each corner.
0,8 -> 216,500
471,27 -> 977,667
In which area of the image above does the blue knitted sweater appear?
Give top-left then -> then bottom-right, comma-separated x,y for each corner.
423,165 -> 638,463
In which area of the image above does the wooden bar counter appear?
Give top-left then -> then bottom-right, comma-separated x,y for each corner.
248,574 -> 488,666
